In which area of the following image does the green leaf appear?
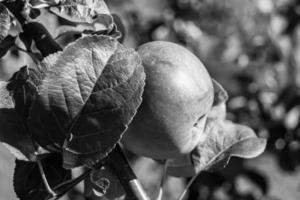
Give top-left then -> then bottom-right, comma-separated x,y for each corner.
0,35 -> 16,58
0,81 -> 37,161
13,153 -> 71,200
0,3 -> 10,43
28,35 -> 145,168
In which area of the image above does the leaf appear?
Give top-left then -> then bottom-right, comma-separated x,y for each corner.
166,81 -> 266,177
85,166 -> 125,199
212,79 -> 228,106
49,0 -> 114,37
6,66 -> 44,119
0,3 -> 10,43
55,25 -> 82,40
29,0 -> 58,9
49,0 -> 112,23
54,12 -> 125,42
112,13 -> 125,43
167,119 -> 266,177
55,18 -> 120,42
0,34 -> 16,58
13,153 -> 71,200
0,81 -> 37,161
29,8 -> 41,19
208,80 -> 228,121
28,35 -> 145,168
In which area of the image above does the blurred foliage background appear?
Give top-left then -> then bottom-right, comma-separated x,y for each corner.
2,0 -> 300,199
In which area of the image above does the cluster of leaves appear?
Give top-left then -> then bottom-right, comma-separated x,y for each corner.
0,0 -> 145,199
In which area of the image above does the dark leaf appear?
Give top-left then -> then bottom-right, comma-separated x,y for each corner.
6,66 -> 44,119
29,8 -> 41,19
13,153 -> 71,200
0,3 -> 10,42
0,34 -> 16,58
0,81 -> 36,161
28,35 -> 145,168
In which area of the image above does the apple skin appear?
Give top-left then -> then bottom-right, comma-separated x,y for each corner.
122,41 -> 214,159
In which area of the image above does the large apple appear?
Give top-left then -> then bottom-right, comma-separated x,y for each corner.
122,41 -> 214,159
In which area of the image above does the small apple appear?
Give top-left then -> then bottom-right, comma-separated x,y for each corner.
122,41 -> 214,159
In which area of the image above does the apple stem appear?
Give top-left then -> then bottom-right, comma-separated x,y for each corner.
108,144 -> 150,200
37,159 -> 57,197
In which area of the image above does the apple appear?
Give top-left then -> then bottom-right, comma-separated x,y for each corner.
122,41 -> 214,159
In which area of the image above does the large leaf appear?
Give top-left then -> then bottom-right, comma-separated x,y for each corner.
28,35 -> 145,168
0,3 -> 10,43
13,153 -> 71,200
166,81 -> 266,177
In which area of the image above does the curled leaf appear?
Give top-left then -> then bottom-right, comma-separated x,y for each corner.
0,3 -> 10,42
85,166 -> 125,199
28,35 -> 145,168
111,13 -> 126,43
29,0 -> 59,9
0,81 -> 36,161
50,0 -> 112,23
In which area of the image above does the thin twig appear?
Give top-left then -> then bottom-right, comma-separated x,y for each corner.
37,159 -> 57,197
48,168 -> 93,200
156,160 -> 169,200
177,175 -> 198,200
